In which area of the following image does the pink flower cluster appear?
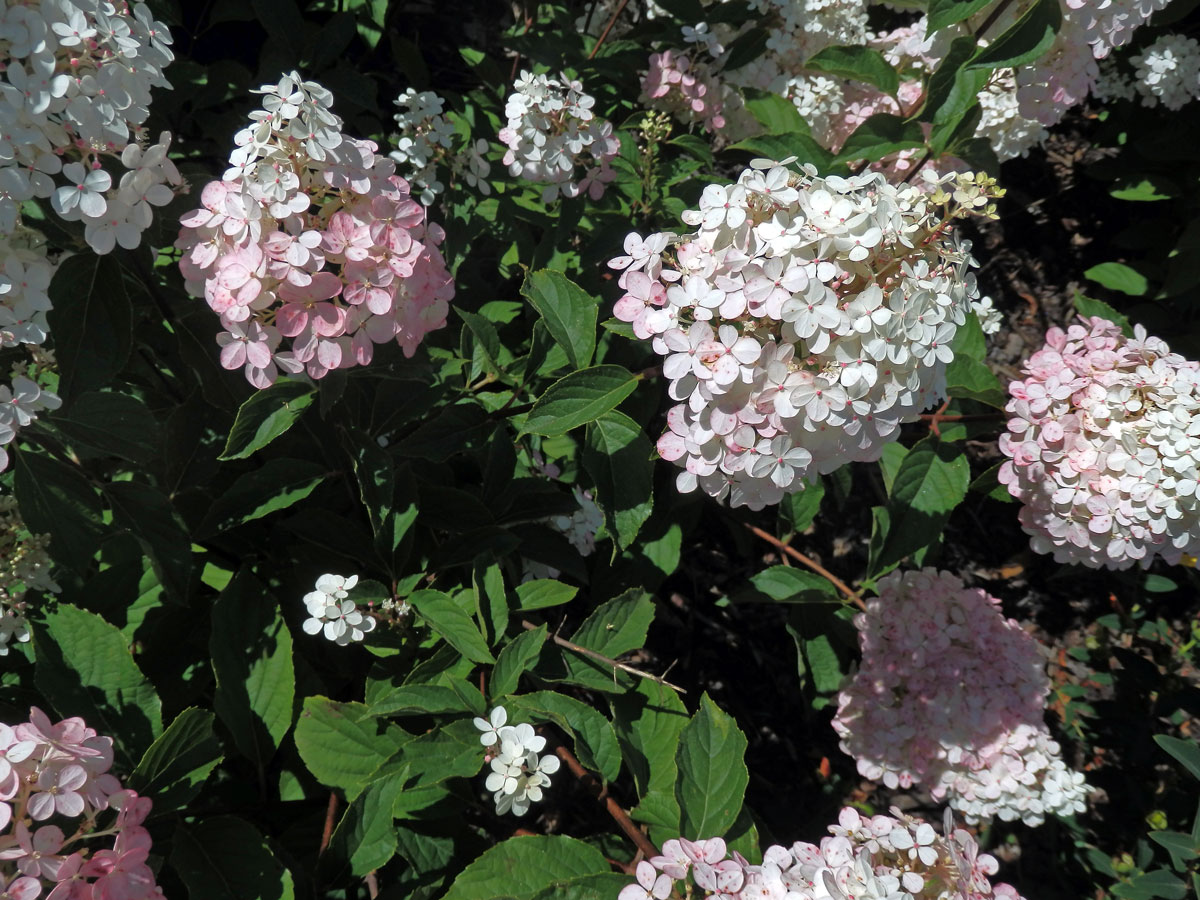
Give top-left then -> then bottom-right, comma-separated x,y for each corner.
0,708 -> 162,900
999,316 -> 1200,569
833,569 -> 1088,826
618,808 -> 1023,900
176,72 -> 454,388
641,49 -> 728,134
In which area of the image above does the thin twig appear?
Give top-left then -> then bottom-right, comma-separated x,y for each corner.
522,619 -> 685,693
318,792 -> 338,855
554,741 -> 657,860
588,0 -> 629,59
364,873 -> 379,899
743,523 -> 867,611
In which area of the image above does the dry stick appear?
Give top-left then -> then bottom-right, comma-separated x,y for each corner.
318,792 -> 338,855
554,741 -> 656,863
588,0 -> 630,59
521,619 -> 685,693
743,523 -> 867,611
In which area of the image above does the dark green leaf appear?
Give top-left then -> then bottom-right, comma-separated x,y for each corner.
515,579 -> 578,611
1156,735 -> 1200,781
742,88 -> 807,134
928,0 -> 997,32
49,392 -> 159,463
104,481 -> 193,602
1113,869 -> 1188,900
327,773 -> 404,876
490,626 -> 548,698
441,835 -> 610,900
1074,292 -> 1133,336
806,45 -> 899,94
781,480 -> 824,532
521,269 -> 599,370
835,114 -> 924,163
394,403 -> 491,459
583,411 -> 653,553
966,0 -> 1061,70
507,691 -> 623,781
294,696 -> 405,800
1149,831 -> 1199,861
210,570 -> 295,773
46,253 -> 132,398
197,458 -> 327,538
1085,262 -> 1148,297
129,707 -> 222,815
14,451 -> 105,573
738,566 -> 840,603
560,590 -> 655,692
171,815 -> 295,900
521,365 -> 641,437
219,380 -> 316,461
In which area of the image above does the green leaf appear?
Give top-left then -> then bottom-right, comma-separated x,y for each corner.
928,0 -> 997,32
582,411 -> 653,553
219,379 -> 316,460
457,307 -> 505,376
922,37 -> 988,125
1085,262 -> 1148,297
869,437 -> 970,575
1156,735 -> 1200,781
294,696 -> 405,799
676,693 -> 750,838
612,677 -> 690,799
49,392 -> 160,463
835,114 -> 924,163
508,691 -> 623,781
1149,831 -> 1199,861
210,570 -> 295,773
171,815 -> 295,900
387,719 -> 485,817
515,579 -> 578,611
491,626 -> 548,698
394,403 -> 491,459
560,590 -> 656,692
441,835 -> 610,900
1110,176 -> 1178,201
531,874 -> 634,900
410,589 -> 495,663
669,134 -> 715,165
726,133 -> 835,171
14,451 -> 105,573
738,566 -> 840,603
197,458 -> 327,538
521,269 -> 599,370
104,481 -> 193,602
806,44 -> 899,94
129,707 -> 223,815
46,253 -> 132,398
34,603 -> 162,767
350,433 -> 419,566
367,683 -> 477,717
781,480 -> 824,532
1113,869 -> 1188,900
1074,292 -> 1133,336
327,772 -> 404,876
969,463 -> 1015,502
520,365 -> 641,437
966,0 -> 1061,70
741,88 -> 807,134
945,356 -> 1006,408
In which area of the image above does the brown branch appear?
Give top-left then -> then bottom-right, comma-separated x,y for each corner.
588,0 -> 629,59
318,792 -> 338,855
555,741 -> 658,859
522,620 -> 685,693
743,523 -> 867,611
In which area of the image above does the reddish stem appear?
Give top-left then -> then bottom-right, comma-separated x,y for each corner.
554,742 -> 658,859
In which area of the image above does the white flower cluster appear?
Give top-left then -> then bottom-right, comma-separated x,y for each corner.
935,723 -> 1090,825
975,69 -> 1050,161
0,496 -> 59,658
1131,34 -> 1200,110
0,1 -> 181,253
301,574 -> 376,645
552,486 -> 604,557
1000,317 -> 1200,569
0,232 -> 61,473
389,88 -> 490,205
499,71 -> 619,203
971,296 -> 1003,335
610,161 -> 997,509
474,706 -> 560,817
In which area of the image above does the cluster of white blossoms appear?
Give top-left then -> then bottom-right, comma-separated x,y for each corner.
1130,34 -> 1200,109
610,160 -> 1000,509
621,808 -> 1025,900
473,706 -> 560,817
971,297 -> 1003,335
301,574 -> 376,645
1000,317 -> 1200,569
389,88 -> 491,205
0,496 -> 59,658
0,233 -> 60,472
499,71 -> 619,203
0,0 -> 182,253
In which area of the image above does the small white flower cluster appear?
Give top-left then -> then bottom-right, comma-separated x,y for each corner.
0,233 -> 60,473
301,574 -> 376,645
0,1 -> 181,253
935,723 -> 1090,825
1000,317 -> 1200,569
610,161 -> 997,509
975,69 -> 1050,161
389,88 -> 491,205
971,296 -> 1003,335
552,487 -> 604,557
1131,34 -> 1200,110
0,496 -> 59,658
499,71 -> 619,203
474,706 -> 560,817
